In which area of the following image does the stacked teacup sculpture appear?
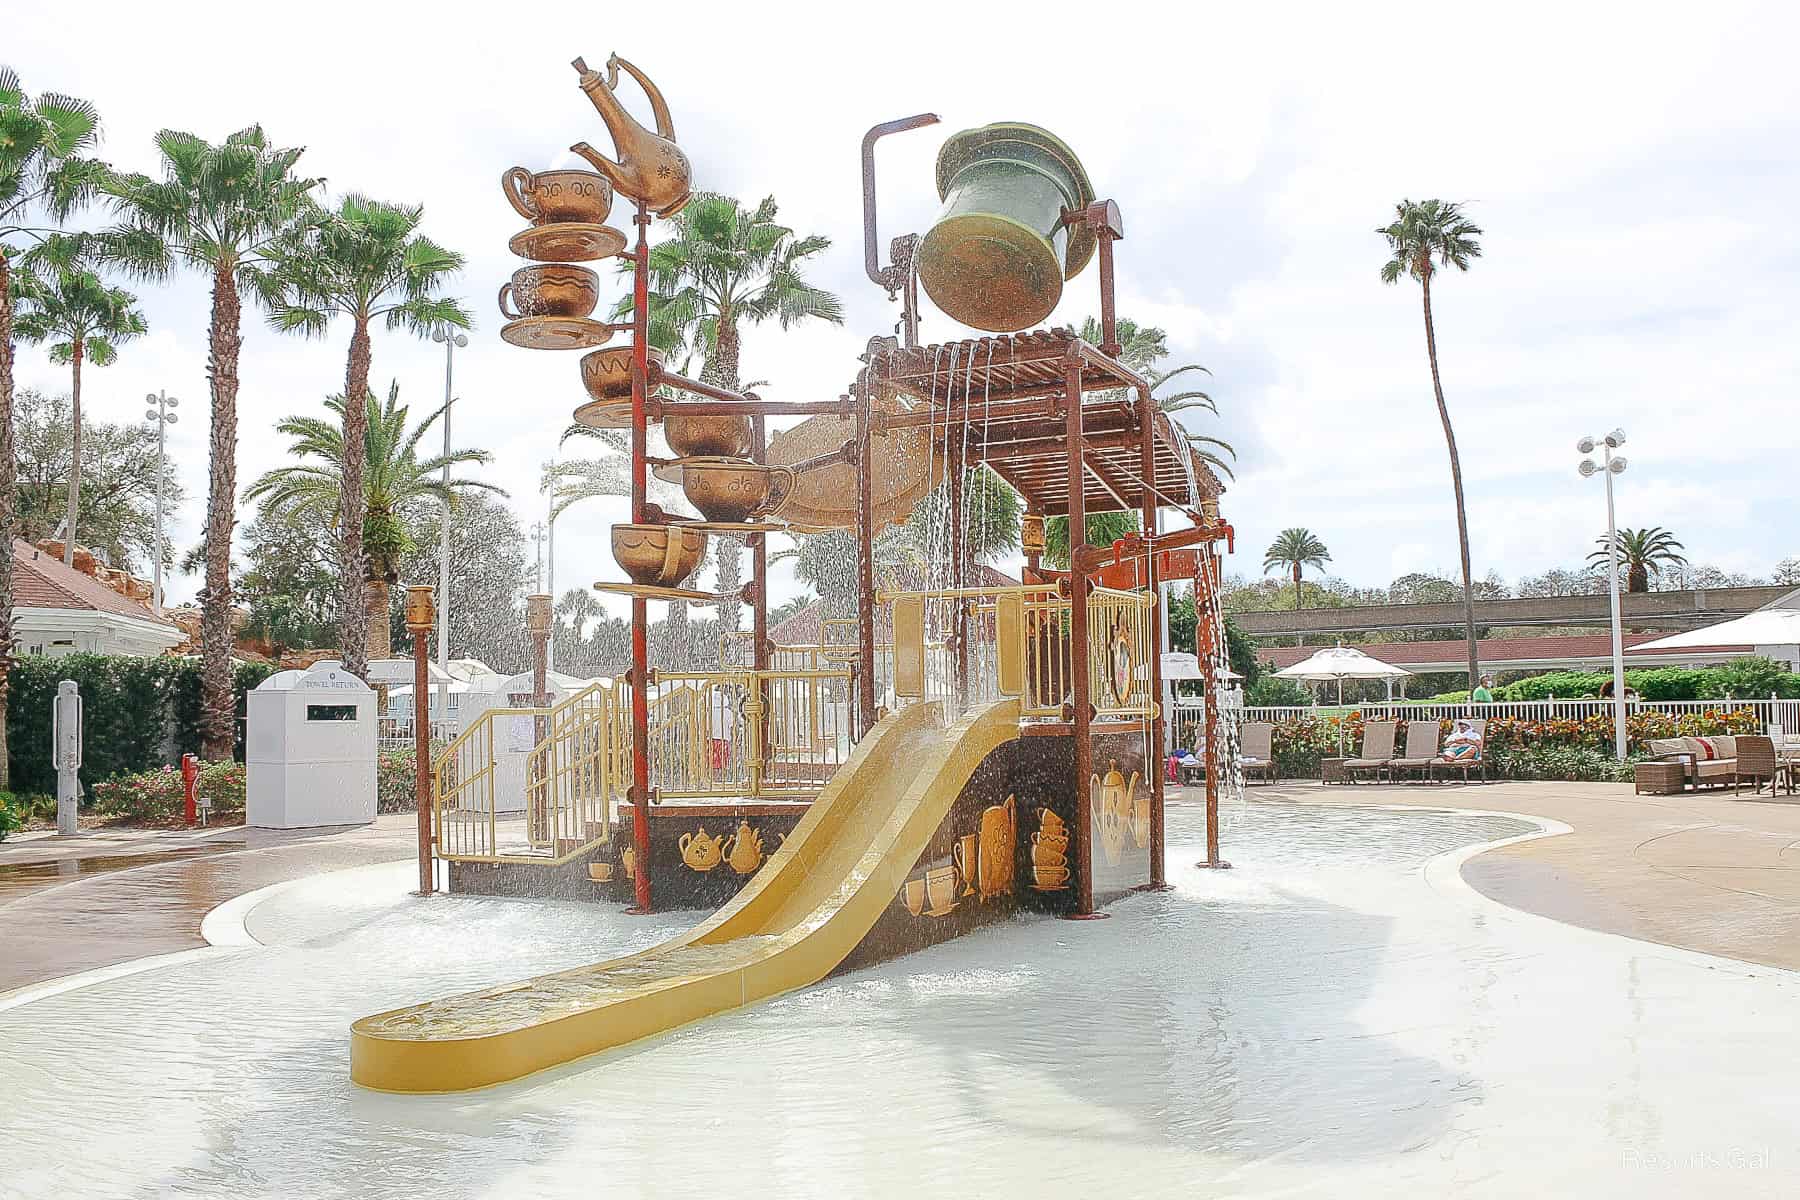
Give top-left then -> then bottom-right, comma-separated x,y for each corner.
498,165 -> 621,351
1030,807 -> 1070,891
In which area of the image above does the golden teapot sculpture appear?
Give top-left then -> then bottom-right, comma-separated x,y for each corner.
679,827 -> 726,872
570,55 -> 693,218
722,819 -> 765,876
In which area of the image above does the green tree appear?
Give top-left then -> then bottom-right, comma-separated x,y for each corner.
245,383 -> 501,660
1379,197 -> 1484,690
13,386 -> 182,571
12,234 -> 146,563
102,126 -> 322,758
0,66 -> 107,788
1079,315 -> 1235,480
1043,511 -> 1141,570
1262,527 -> 1331,609
261,195 -> 469,677
611,192 -> 841,631
1587,526 -> 1687,593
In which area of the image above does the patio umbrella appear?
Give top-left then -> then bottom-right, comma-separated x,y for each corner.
1632,609 -> 1800,664
1274,644 -> 1412,752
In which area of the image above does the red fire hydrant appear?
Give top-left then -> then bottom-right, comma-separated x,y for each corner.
181,753 -> 200,826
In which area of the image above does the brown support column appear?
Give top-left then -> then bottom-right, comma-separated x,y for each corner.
855,370 -> 877,739
406,585 -> 435,895
1138,390 -> 1168,890
752,415 -> 771,785
628,199 -> 654,914
1023,503 -> 1044,581
526,593 -> 552,844
1063,349 -> 1105,920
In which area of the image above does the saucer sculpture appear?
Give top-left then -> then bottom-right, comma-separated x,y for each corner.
501,316 -> 614,351
508,222 -> 628,264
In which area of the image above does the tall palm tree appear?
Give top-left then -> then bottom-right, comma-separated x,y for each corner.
103,126 -> 321,758
1263,527 -> 1331,609
1588,526 -> 1687,593
1379,198 -> 1484,689
0,66 -> 106,788
13,234 -> 147,564
245,382 -> 501,659
611,192 -> 841,631
261,195 -> 468,679
1044,511 -> 1140,570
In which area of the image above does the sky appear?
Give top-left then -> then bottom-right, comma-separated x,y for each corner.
7,1 -> 1798,619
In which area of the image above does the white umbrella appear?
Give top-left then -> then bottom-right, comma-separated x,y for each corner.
1155,651 -> 1241,682
1632,609 -> 1800,660
366,656 -> 455,686
1275,644 -> 1412,752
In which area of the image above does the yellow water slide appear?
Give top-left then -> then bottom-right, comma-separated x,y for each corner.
351,698 -> 1021,1092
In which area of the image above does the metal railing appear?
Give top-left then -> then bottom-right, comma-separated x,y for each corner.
377,715 -> 457,749
432,683 -> 621,865
649,668 -> 855,799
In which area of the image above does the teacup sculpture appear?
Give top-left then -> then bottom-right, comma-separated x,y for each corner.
502,167 -> 615,226
497,264 -> 599,320
580,345 -> 667,402
679,458 -> 795,523
664,412 -> 753,459
611,523 -> 707,588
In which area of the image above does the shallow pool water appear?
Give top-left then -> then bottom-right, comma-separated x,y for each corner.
3,803 -> 1795,1198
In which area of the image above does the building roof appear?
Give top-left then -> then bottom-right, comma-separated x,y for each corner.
1259,633 -> 1753,674
11,540 -> 178,628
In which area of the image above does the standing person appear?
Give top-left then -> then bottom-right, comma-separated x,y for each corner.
1471,675 -> 1495,703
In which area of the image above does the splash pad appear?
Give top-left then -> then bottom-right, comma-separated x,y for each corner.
355,52 -> 1234,1091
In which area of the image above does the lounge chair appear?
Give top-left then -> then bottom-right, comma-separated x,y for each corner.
1343,721 -> 1399,783
1239,722 -> 1276,785
1430,719 -> 1488,783
1733,735 -> 1790,796
1386,720 -> 1442,782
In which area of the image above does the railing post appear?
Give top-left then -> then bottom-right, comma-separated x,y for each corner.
404,586 -> 436,896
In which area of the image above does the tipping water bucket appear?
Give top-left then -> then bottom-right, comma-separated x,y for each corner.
916,122 -> 1096,333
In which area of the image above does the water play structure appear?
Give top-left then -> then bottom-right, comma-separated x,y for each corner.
350,55 -> 1236,1092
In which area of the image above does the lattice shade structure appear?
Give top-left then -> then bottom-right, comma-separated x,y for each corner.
865,328 -> 1223,516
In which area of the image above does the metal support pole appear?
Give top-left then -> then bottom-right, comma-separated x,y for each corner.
752,415 -> 772,783
855,370 -> 877,738
1603,446 -> 1628,761
1139,390 -> 1167,889
145,392 -> 174,615
629,200 -> 654,914
52,680 -> 82,836
405,585 -> 436,895
1063,352 -> 1104,919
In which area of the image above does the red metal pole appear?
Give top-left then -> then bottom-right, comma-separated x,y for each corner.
629,200 -> 653,914
949,435 -> 968,707
413,624 -> 433,895
1196,550 -> 1230,869
1064,349 -> 1103,919
1139,389 -> 1167,890
181,753 -> 199,826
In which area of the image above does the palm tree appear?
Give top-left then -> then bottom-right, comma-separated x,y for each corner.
245,382 -> 501,660
1263,528 -> 1331,610
103,126 -> 321,759
1588,526 -> 1687,593
1079,315 -> 1235,480
261,195 -> 469,679
0,66 -> 106,788
1044,511 -> 1140,570
611,192 -> 841,631
1379,198 -> 1484,689
13,234 -> 147,564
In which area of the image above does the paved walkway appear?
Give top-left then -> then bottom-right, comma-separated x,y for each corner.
0,816 -> 418,993
1184,778 -> 1800,972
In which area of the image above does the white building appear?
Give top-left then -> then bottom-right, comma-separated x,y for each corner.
11,539 -> 184,658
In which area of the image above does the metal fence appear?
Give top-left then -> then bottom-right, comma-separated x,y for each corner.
378,715 -> 458,750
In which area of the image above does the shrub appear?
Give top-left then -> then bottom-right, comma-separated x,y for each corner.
1247,672 -> 1312,707
0,793 -> 20,841
1698,657 -> 1800,700
378,748 -> 426,813
91,761 -> 247,825
1486,742 -> 1635,783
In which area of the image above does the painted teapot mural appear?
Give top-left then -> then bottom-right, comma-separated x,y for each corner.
680,827 -> 726,872
1094,762 -> 1137,867
570,55 -> 693,218
722,820 -> 765,876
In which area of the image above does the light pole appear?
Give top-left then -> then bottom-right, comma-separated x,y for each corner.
1579,429 -> 1630,761
430,328 -> 467,724
143,392 -> 178,613
542,462 -> 558,675
529,520 -> 546,594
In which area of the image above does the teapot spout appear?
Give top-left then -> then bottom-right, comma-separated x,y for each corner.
570,141 -> 628,192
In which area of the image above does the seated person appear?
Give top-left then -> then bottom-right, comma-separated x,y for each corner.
1442,721 -> 1482,761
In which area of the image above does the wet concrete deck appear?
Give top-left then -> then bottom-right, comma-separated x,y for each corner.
1197,779 -> 1800,972
0,816 -> 418,993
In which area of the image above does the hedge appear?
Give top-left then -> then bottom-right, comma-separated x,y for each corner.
6,655 -> 277,797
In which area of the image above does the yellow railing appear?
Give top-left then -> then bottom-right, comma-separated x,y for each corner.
433,682 -> 623,865
650,668 -> 854,798
878,583 -> 1157,722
